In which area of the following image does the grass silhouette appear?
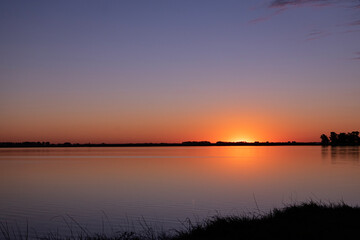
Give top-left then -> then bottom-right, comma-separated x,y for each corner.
1,201 -> 360,240
172,201 -> 360,240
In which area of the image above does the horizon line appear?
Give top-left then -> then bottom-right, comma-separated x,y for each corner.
0,141 -> 324,148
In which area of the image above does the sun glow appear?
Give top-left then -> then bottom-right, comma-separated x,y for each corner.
230,138 -> 254,143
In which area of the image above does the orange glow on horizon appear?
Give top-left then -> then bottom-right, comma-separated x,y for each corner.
0,104 -> 353,144
229,137 -> 254,143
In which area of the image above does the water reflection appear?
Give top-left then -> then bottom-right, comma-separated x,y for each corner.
1,146 -> 360,238
321,146 -> 360,164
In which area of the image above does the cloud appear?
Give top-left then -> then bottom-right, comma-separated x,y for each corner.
305,29 -> 332,41
270,0 -> 332,8
340,29 -> 360,34
353,52 -> 360,60
348,20 -> 360,26
269,0 -> 359,8
267,0 -> 360,31
249,8 -> 286,24
260,0 -> 360,31
250,0 -> 360,59
270,0 -> 326,8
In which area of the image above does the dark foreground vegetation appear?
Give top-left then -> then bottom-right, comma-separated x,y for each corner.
321,131 -> 360,146
1,202 -> 360,240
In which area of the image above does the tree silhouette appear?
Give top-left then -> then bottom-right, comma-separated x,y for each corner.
321,131 -> 360,146
330,132 -> 338,145
349,131 -> 360,145
320,134 -> 330,145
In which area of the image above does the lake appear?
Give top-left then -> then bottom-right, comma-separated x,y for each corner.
0,146 -> 359,238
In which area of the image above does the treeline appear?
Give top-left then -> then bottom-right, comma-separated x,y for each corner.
0,141 -> 322,148
321,131 -> 360,146
0,142 -> 77,147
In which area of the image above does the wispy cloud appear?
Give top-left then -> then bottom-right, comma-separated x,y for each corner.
348,20 -> 360,26
353,52 -> 360,60
248,8 -> 286,24
249,0 -> 342,24
269,0 -> 359,8
340,29 -> 360,34
250,0 -> 360,32
267,0 -> 360,33
250,0 -> 360,59
305,29 -> 332,41
270,0 -> 333,8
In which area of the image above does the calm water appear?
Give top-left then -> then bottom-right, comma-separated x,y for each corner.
0,146 -> 360,237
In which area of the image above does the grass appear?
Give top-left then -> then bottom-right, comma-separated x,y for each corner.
172,201 -> 360,240
2,201 -> 360,240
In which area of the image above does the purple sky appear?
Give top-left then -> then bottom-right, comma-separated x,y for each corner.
1,0 -> 359,143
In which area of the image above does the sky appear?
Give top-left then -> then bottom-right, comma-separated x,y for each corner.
1,0 -> 360,143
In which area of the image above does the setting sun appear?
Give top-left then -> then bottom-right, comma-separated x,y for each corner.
230,138 -> 254,143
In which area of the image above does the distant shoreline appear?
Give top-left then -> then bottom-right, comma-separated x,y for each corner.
3,131 -> 359,148
0,141 -> 323,148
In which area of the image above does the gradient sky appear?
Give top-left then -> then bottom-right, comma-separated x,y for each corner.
1,0 -> 360,143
